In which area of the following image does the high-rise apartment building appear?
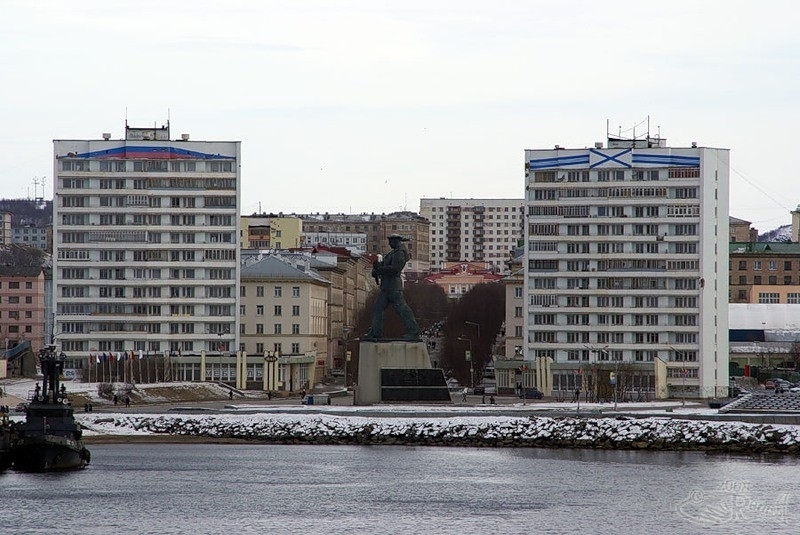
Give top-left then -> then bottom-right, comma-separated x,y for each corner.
524,135 -> 729,399
53,124 -> 240,368
420,198 -> 524,273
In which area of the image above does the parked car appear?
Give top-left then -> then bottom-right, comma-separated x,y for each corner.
519,388 -> 544,400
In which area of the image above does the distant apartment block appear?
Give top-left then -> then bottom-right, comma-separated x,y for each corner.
0,212 -> 10,246
729,216 -> 757,243
240,214 -> 303,250
0,266 -> 47,353
420,198 -> 524,273
303,230 -> 367,254
0,199 -> 53,252
299,212 -> 430,279
524,135 -> 729,399
53,123 -> 240,369
729,242 -> 800,304
12,225 -> 49,250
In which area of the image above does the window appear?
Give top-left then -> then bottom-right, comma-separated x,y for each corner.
292,305 -> 300,316
291,343 -> 300,354
292,286 -> 300,298
758,292 -> 780,304
257,286 -> 264,297
274,324 -> 282,334
274,305 -> 282,316
256,324 -> 264,334
292,324 -> 300,334
274,286 -> 282,297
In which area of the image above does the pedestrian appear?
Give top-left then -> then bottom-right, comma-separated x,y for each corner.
489,395 -> 496,405
462,387 -> 468,402
574,388 -> 580,403
113,394 -> 118,406
228,390 -> 233,400
482,394 -> 486,404
125,396 -> 130,408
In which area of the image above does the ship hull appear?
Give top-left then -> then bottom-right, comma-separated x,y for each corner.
12,434 -> 89,472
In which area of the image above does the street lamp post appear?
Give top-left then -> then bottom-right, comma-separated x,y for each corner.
464,321 -> 480,388
216,332 -> 224,383
457,336 -> 473,389
465,321 -> 480,343
265,351 -> 278,397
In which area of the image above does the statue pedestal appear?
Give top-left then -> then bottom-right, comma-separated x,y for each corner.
355,341 -> 451,405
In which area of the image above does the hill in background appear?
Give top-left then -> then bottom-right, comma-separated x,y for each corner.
759,225 -> 792,242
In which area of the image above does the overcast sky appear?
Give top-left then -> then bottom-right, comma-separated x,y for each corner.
1,1 -> 797,230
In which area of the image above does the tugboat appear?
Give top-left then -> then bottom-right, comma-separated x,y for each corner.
11,345 -> 90,472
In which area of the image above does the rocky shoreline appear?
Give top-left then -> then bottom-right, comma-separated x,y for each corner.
80,413 -> 800,454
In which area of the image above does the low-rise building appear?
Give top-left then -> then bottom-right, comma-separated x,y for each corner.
239,253 -> 329,392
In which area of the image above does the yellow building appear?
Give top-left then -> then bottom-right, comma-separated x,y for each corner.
240,214 -> 303,250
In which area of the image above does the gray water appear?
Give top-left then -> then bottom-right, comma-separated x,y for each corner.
2,444 -> 799,534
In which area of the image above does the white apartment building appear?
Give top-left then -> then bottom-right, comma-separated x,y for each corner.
524,136 -> 729,399
53,124 -> 240,368
420,198 -> 524,272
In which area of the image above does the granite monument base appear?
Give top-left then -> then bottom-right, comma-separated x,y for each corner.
355,341 -> 451,405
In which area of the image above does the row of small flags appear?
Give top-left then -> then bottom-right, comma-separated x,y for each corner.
88,349 -> 182,364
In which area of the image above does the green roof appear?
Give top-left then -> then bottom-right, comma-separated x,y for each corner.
729,242 -> 800,255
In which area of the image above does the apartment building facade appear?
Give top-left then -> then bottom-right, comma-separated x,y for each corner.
730,242 -> 800,304
239,253 -> 328,391
53,124 -> 240,369
0,266 -> 47,352
240,214 -> 303,250
524,136 -> 729,399
420,198 -> 524,273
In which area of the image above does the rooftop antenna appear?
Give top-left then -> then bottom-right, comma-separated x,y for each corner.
32,176 -> 46,200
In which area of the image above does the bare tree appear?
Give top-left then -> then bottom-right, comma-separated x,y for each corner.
440,283 -> 505,386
